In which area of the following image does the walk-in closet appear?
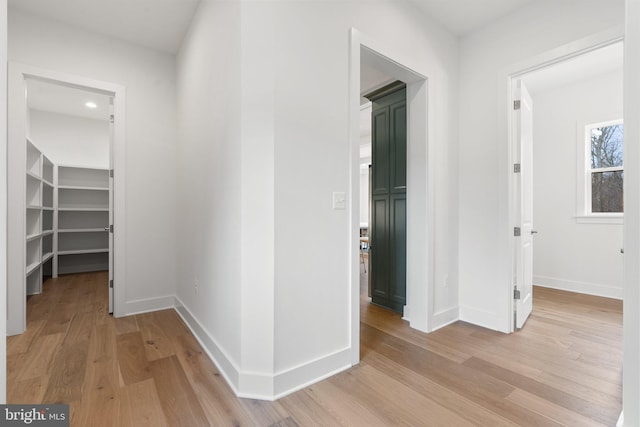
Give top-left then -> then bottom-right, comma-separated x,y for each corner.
22,78 -> 112,304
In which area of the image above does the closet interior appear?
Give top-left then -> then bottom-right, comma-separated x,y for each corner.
23,79 -> 111,296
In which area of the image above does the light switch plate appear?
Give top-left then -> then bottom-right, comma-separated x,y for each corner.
332,192 -> 346,210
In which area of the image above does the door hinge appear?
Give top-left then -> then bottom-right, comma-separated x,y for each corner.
109,224 -> 113,233
109,279 -> 114,289
514,100 -> 521,110
514,227 -> 521,237
110,114 -> 115,124
110,169 -> 114,178
514,288 -> 521,300
514,163 -> 521,173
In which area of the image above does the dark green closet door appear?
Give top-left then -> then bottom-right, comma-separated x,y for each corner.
366,82 -> 407,314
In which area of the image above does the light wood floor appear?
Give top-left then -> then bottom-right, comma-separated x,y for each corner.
7,271 -> 622,426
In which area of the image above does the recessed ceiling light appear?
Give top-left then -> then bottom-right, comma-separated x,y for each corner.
85,101 -> 97,109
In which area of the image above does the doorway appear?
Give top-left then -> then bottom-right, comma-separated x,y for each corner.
27,77 -> 113,307
363,81 -> 408,314
507,38 -> 624,331
7,63 -> 126,335
349,29 -> 433,364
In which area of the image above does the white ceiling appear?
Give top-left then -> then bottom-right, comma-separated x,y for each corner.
26,79 -> 111,121
412,0 -> 534,35
361,63 -> 395,104
6,0 -> 536,56
8,0 -> 201,54
522,42 -> 623,95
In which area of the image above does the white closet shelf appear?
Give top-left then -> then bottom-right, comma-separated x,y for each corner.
26,171 -> 41,180
58,249 -> 109,255
58,207 -> 109,212
26,233 -> 41,242
26,262 -> 40,275
42,252 -> 54,263
58,228 -> 108,233
26,205 -> 42,210
58,185 -> 108,191
42,179 -> 54,187
42,207 -> 54,211
42,230 -> 54,236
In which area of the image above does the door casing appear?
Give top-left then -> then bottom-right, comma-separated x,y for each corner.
7,62 -> 127,334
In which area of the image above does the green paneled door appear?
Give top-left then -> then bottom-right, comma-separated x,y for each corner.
366,82 -> 407,314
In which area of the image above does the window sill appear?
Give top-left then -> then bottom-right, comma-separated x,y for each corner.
576,215 -> 623,225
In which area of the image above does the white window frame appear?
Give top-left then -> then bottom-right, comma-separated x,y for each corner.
576,118 -> 624,224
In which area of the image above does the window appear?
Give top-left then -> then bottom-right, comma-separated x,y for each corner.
578,120 -> 623,222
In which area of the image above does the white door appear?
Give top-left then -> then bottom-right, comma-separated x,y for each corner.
108,97 -> 114,314
514,80 -> 534,329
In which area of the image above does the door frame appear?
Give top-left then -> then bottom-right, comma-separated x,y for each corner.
7,63 -> 127,335
500,27 -> 624,333
349,28 -> 433,364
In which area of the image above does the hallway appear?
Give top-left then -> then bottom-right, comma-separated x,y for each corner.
6,271 -> 623,426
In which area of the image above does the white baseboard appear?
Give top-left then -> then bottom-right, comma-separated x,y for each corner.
273,348 -> 352,400
534,275 -> 622,300
121,295 -> 176,316
173,296 -> 241,395
174,296 -> 352,400
459,304 -> 508,333
430,306 -> 459,332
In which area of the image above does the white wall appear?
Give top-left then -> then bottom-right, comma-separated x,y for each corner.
28,110 -> 109,168
175,0 -> 243,387
458,0 -> 625,332
176,0 -> 459,399
8,9 -> 178,313
0,0 -> 8,404
624,0 -> 640,424
531,70 -> 624,298
269,0 -> 458,384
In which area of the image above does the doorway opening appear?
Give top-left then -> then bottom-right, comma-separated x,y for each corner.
349,29 -> 432,364
499,30 -> 626,424
507,37 -> 624,332
7,63 -> 126,335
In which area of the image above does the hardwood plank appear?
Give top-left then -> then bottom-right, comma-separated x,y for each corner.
136,312 -> 175,362
307,372 -> 400,427
172,333 -> 256,426
507,388 -> 606,427
463,356 -> 616,425
16,333 -> 64,381
150,355 -> 209,426
267,417 -> 300,427
361,350 -> 517,427
151,309 -> 190,337
113,315 -> 138,335
8,375 -> 50,404
75,358 -> 121,426
42,339 -> 89,403
350,363 -> 477,426
63,311 -> 95,346
239,398 -> 292,427
7,320 -> 45,355
116,331 -> 152,385
119,379 -> 168,427
278,388 -> 345,426
361,323 -> 516,398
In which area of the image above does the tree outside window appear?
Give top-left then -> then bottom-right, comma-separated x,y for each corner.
589,122 -> 624,213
